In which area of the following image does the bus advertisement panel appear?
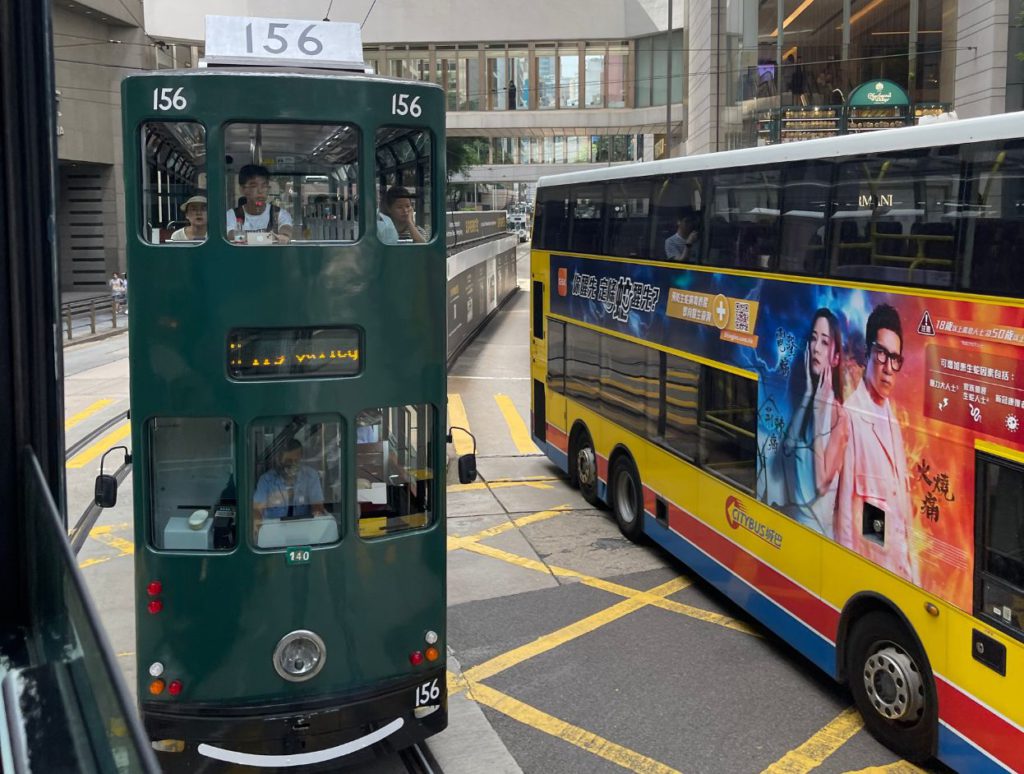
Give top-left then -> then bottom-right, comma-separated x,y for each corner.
549,253 -> 1024,616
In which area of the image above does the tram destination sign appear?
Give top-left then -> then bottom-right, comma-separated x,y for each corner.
204,16 -> 365,70
228,327 -> 361,380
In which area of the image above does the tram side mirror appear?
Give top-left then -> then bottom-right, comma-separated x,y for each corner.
457,453 -> 477,484
94,474 -> 118,508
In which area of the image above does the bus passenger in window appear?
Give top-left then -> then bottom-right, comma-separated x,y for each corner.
379,186 -> 426,244
835,303 -> 915,581
782,308 -> 849,537
665,211 -> 699,261
226,164 -> 293,244
253,439 -> 327,522
170,195 -> 207,242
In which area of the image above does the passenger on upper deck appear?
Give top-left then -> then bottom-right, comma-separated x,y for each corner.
170,195 -> 207,241
377,186 -> 426,244
665,210 -> 699,261
253,439 -> 327,522
226,164 -> 293,244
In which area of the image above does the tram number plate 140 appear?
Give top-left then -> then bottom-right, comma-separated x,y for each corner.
415,678 -> 440,707
286,546 -> 312,565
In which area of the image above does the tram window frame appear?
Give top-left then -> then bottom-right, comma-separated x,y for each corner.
975,453 -> 1024,641
147,416 -> 237,553
249,416 -> 344,551
223,121 -> 362,246
139,121 -> 208,246
355,404 -> 435,539
375,126 -> 434,246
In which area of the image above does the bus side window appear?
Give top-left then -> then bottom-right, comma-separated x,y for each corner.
536,186 -> 571,252
140,122 -> 207,245
976,454 -> 1024,637
569,184 -> 606,255
651,173 -> 704,263
707,167 -> 780,270
375,127 -> 433,245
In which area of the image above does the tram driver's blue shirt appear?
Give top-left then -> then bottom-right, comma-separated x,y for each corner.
253,466 -> 324,519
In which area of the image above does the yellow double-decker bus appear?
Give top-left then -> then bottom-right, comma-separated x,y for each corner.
529,112 -> 1024,772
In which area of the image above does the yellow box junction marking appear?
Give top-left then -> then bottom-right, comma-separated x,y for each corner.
465,680 -> 682,774
66,421 -> 131,469
494,393 -> 540,454
447,393 -> 474,455
844,764 -> 929,774
762,707 -> 862,773
78,523 -> 134,569
448,477 -> 557,493
65,398 -> 113,430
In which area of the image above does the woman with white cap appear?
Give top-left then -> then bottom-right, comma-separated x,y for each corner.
170,195 -> 207,241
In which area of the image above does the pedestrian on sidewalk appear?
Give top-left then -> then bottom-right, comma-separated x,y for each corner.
109,271 -> 126,315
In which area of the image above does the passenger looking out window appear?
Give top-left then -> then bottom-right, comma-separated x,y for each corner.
665,210 -> 699,261
170,195 -> 207,242
378,186 -> 426,244
227,164 -> 294,245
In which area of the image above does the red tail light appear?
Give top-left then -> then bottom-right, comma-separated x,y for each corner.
409,651 -> 424,666
147,600 -> 163,614
147,580 -> 162,596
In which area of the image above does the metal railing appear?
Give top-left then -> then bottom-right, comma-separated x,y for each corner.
61,295 -> 123,340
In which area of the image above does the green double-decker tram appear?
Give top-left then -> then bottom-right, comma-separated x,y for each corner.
121,58 -> 448,769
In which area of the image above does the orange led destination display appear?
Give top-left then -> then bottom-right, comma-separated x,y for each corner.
228,327 -> 361,380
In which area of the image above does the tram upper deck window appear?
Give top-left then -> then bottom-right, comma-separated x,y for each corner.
251,417 -> 343,549
148,417 -> 236,551
375,127 -> 433,244
223,123 -> 360,245
356,405 -> 434,538
140,122 -> 207,244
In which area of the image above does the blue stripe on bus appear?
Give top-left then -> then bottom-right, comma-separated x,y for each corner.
644,514 -> 837,679
535,436 -> 568,473
938,723 -> 1012,774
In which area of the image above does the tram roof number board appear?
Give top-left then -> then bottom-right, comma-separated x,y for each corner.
204,15 -> 365,70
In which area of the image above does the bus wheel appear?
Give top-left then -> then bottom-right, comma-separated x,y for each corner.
846,611 -> 937,763
571,428 -> 603,508
610,455 -> 644,543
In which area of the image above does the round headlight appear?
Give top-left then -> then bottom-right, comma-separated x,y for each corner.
273,630 -> 326,682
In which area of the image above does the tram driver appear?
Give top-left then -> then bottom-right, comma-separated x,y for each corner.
227,164 -> 294,244
253,439 -> 327,522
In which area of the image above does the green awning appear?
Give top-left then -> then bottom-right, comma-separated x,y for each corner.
848,80 -> 910,107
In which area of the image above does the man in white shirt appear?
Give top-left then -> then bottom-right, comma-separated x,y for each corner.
665,211 -> 699,261
226,165 -> 293,244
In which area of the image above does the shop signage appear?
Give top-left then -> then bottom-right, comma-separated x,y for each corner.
848,79 -> 910,108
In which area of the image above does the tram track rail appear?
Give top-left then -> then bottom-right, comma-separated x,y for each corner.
66,409 -> 131,554
399,742 -> 441,774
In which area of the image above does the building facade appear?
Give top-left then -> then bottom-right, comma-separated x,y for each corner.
53,0 -> 1013,287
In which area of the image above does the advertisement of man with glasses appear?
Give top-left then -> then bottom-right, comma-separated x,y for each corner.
835,302 -> 915,581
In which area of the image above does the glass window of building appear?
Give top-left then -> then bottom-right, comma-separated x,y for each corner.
435,48 -> 458,111
457,49 -> 481,110
140,122 -> 207,245
537,48 -> 556,109
388,50 -> 430,80
635,36 -> 652,108
223,123 -> 359,245
251,417 -> 342,549
356,405 -> 434,538
486,48 -> 508,111
559,48 -> 580,108
509,50 -> 528,110
585,47 -> 605,108
607,45 -> 628,108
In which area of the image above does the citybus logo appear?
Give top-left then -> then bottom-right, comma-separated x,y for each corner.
557,268 -> 568,296
725,496 -> 782,549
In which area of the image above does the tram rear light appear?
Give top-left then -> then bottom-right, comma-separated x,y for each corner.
409,651 -> 424,666
147,599 -> 163,614
149,679 -> 165,695
168,680 -> 183,696
425,646 -> 440,662
147,581 -> 162,596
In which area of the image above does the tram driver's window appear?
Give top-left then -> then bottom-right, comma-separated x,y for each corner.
149,417 -> 236,551
250,417 -> 343,549
375,128 -> 433,244
356,405 -> 434,537
223,123 -> 360,245
140,122 -> 207,244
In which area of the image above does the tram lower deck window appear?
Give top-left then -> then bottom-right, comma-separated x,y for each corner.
148,417 -> 236,551
356,405 -> 434,538
251,417 -> 343,549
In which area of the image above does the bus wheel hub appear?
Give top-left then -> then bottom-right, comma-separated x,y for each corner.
577,447 -> 596,487
863,646 -> 923,721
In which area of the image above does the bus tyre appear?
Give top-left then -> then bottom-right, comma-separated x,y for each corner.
571,427 -> 603,508
610,455 -> 644,543
846,611 -> 937,764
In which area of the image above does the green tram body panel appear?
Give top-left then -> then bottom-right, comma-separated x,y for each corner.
121,70 -> 447,720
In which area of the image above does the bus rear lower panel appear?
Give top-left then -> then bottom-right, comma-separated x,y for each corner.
142,667 -> 446,771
